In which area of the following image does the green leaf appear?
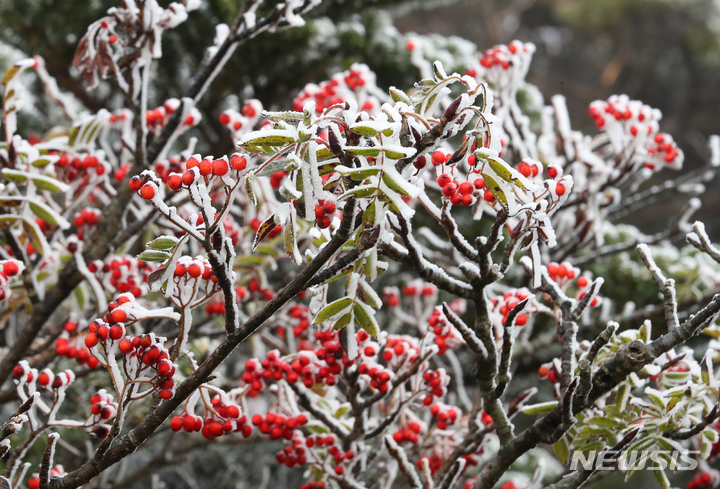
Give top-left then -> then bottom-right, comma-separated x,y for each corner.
344,147 -> 381,158
245,174 -> 258,207
305,421 -> 329,434
255,158 -> 299,177
653,469 -> 669,489
482,174 -> 507,205
315,298 -> 354,325
332,312 -> 353,331
522,401 -> 558,415
2,169 -> 70,193
147,236 -> 179,250
137,250 -> 171,262
486,158 -> 526,190
353,302 -> 379,337
350,125 -> 379,138
29,201 -> 70,229
241,134 -> 296,148
335,166 -> 381,181
389,87 -> 411,105
340,184 -> 378,199
554,437 -> 570,465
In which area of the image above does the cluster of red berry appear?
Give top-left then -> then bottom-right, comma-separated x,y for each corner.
174,256 -> 214,282
87,255 -> 154,298
171,396 -> 251,438
55,327 -> 100,369
292,65 -> 376,114
430,402 -> 460,430
72,207 -> 100,239
546,262 -> 579,286
0,259 -> 22,301
428,308 -> 463,354
314,199 -> 336,229
489,289 -> 531,327
645,133 -> 681,168
54,152 -> 108,182
13,362 -> 76,391
392,418 -> 425,444
251,412 -> 308,440
27,466 -> 65,489
421,368 -> 450,406
218,100 -> 263,133
480,41 -> 529,69
145,99 -> 180,133
436,173 -> 479,206
116,333 -> 175,400
89,389 -> 117,425
687,473 -> 716,489
538,359 -> 561,384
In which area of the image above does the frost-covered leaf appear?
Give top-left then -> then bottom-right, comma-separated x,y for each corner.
315,297 -> 354,325
137,250 -> 172,262
522,401 -> 558,415
2,169 -> 70,193
353,301 -> 379,337
29,201 -> 70,229
147,236 -> 180,250
554,437 -> 569,465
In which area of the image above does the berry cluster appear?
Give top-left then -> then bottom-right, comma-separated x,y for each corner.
489,289 -> 531,327
546,262 -> 579,287
538,358 -> 561,384
430,402 -> 460,430
54,152 -> 108,183
89,389 -> 117,433
28,466 -> 65,489
72,207 -> 100,240
687,473 -> 716,489
479,41 -> 534,74
392,415 -> 426,444
427,308 -> 464,354
314,199 -> 336,229
55,333 -> 100,369
421,368 -> 450,406
218,100 -> 263,139
88,255 -> 154,297
171,396 -> 251,438
588,95 -> 683,170
145,98 -> 200,132
292,64 -> 377,114
251,412 -> 308,440
0,259 -> 23,300
436,173 -> 477,206
116,333 -> 176,399
276,434 -> 309,468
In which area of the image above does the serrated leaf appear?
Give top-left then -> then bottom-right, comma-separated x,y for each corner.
137,250 -> 171,262
255,158 -> 299,177
315,297 -> 354,325
147,236 -> 179,250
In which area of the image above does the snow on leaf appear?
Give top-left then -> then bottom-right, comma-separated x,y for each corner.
315,297 -> 354,325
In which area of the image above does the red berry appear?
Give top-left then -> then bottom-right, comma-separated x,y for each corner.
230,155 -> 247,171
129,176 -> 144,191
110,309 -> 127,323
555,182 -> 566,196
458,182 -> 474,195
437,174 -> 452,187
85,333 -> 99,348
171,416 -> 183,431
167,173 -> 183,191
212,159 -> 229,176
139,183 -> 155,200
432,151 -> 446,165
3,261 -> 19,277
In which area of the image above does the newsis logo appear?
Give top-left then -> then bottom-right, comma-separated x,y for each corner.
569,450 -> 700,471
